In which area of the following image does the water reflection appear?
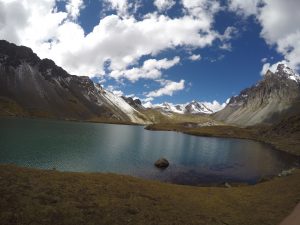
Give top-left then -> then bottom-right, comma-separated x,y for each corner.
0,117 -> 299,185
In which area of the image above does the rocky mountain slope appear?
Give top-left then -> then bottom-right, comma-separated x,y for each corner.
214,64 -> 300,126
0,40 -> 146,124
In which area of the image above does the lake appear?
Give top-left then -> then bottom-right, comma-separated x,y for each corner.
0,117 -> 299,185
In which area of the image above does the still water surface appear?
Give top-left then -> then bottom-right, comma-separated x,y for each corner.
0,118 -> 298,185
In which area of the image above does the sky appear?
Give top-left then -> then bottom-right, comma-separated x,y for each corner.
0,0 -> 300,107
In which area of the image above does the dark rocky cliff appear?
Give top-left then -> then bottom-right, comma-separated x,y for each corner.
0,40 -> 145,123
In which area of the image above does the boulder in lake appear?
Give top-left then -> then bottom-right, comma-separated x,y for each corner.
154,158 -> 169,169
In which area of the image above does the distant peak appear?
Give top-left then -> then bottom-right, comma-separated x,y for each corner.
263,63 -> 300,83
265,70 -> 273,77
275,63 -> 300,83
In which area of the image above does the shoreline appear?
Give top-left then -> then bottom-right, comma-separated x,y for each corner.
145,123 -> 300,157
0,116 -> 299,187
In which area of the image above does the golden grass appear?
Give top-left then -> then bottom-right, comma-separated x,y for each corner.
0,165 -> 299,225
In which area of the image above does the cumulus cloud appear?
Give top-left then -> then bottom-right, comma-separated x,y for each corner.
0,0 -> 243,102
260,60 -> 287,75
258,0 -> 300,71
142,101 -> 153,108
228,0 -> 261,16
103,0 -> 130,17
0,0 -> 235,82
218,26 -> 238,51
66,0 -> 85,20
0,0 -> 67,44
154,0 -> 175,11
202,100 -> 226,112
146,79 -> 185,98
230,0 -> 300,72
112,90 -> 124,96
110,56 -> 180,82
106,85 -> 124,96
189,54 -> 201,61
182,0 -> 221,18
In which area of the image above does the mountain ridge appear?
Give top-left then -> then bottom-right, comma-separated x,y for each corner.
1,40 -> 300,127
147,100 -> 225,115
0,40 -> 147,124
214,64 -> 300,126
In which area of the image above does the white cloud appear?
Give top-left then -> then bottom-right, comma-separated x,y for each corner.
219,26 -> 239,41
260,60 -> 287,75
112,90 -> 124,96
261,57 -> 268,63
182,0 -> 221,18
0,0 -> 228,80
258,0 -> 300,71
143,97 -> 154,102
189,54 -> 201,61
106,85 -> 124,96
110,56 -> 180,82
0,0 -> 67,44
147,79 -> 185,98
66,0 -> 85,20
228,0 -> 261,16
202,100 -> 226,112
142,101 -> 153,108
103,0 -> 129,17
143,56 -> 180,71
218,26 -> 238,51
219,42 -> 232,51
102,0 -> 142,17
230,0 -> 300,72
154,0 -> 175,11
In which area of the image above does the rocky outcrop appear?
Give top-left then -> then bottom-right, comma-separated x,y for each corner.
122,96 -> 144,110
0,40 -> 146,124
214,64 -> 300,126
154,158 -> 169,168
184,101 -> 213,114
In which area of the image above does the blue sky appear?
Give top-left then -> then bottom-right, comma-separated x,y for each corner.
1,0 -> 299,106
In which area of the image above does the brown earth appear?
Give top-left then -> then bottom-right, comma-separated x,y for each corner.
0,165 -> 300,225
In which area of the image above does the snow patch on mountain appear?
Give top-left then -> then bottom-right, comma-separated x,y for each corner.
263,63 -> 300,83
276,64 -> 300,83
94,84 -> 145,124
145,100 -> 226,114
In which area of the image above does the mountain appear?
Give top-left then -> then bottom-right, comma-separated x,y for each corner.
214,64 -> 300,126
150,101 -> 225,115
121,96 -> 145,110
0,40 -> 146,124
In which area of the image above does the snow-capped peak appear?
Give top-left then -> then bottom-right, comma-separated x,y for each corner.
276,64 -> 300,83
149,100 -> 226,114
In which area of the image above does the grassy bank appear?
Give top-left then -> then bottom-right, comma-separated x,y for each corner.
145,119 -> 300,156
0,165 -> 300,225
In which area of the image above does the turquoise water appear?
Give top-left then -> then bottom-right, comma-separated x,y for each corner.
0,117 -> 298,185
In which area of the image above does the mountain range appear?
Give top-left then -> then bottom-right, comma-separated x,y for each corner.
149,101 -> 225,115
0,40 -> 146,124
1,40 -> 300,127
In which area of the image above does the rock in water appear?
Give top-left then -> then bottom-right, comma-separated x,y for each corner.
154,158 -> 169,168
